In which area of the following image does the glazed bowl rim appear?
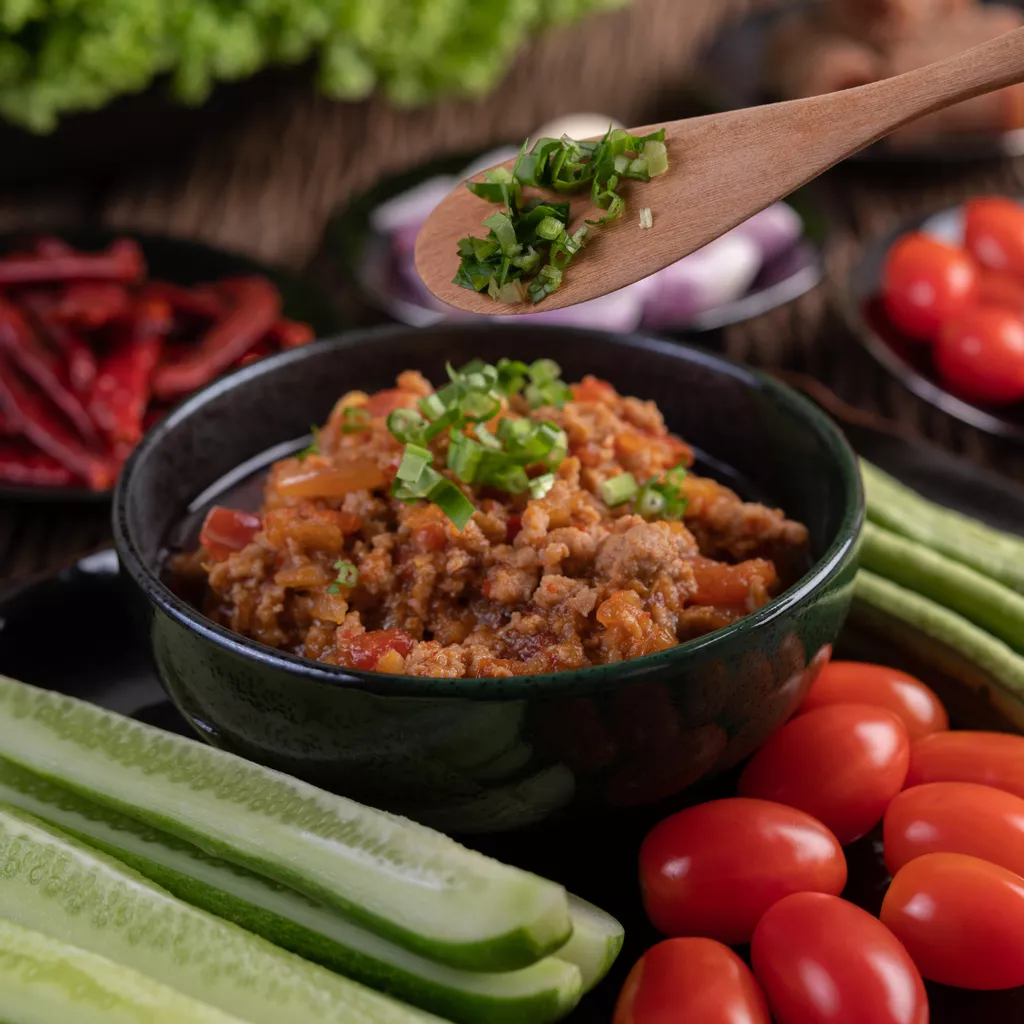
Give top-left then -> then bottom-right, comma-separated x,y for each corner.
113,323 -> 864,700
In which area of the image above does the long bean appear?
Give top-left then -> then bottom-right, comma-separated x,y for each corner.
861,461 -> 1024,594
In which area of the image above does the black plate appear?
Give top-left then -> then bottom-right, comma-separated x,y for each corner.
1,415 -> 1023,1021
320,153 -> 826,335
698,0 -> 1024,164
843,202 -> 1024,442
0,229 -> 341,503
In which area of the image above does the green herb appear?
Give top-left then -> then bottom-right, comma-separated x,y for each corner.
327,559 -> 359,594
634,463 -> 688,521
455,127 -> 669,305
296,425 -> 320,460
600,473 -> 638,507
384,358 -> 574,529
340,407 -> 372,433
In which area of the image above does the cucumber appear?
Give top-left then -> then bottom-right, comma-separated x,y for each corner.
0,918 -> 250,1024
860,522 -> 1024,653
861,460 -> 1024,594
558,895 -> 625,993
0,757 -> 583,1024
0,676 -> 570,971
0,803 -> 448,1024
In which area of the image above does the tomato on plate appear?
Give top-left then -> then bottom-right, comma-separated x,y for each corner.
198,506 -> 262,561
639,798 -> 846,944
885,781 -> 1024,878
935,306 -> 1024,405
799,661 -> 948,740
751,892 -> 928,1024
738,704 -> 909,844
881,852 -> 1024,990
964,196 -> 1024,276
881,232 -> 978,341
978,268 -> 1024,318
905,730 -> 1024,800
615,937 -> 770,1024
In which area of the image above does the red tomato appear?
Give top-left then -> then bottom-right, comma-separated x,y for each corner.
905,730 -> 1024,799
935,307 -> 1024,405
199,506 -> 261,561
885,781 -> 1024,878
751,892 -> 928,1024
978,268 -> 1024,318
615,938 -> 770,1024
881,852 -> 1024,990
639,798 -> 847,944
800,662 -> 948,740
881,232 -> 978,341
737,704 -> 909,844
964,196 -> 1024,275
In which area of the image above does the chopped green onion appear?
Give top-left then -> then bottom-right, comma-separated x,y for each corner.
327,559 -> 358,594
535,216 -> 564,241
643,140 -> 670,177
396,444 -> 432,482
447,433 -> 484,483
639,207 -> 653,230
418,393 -> 447,421
636,486 -> 667,519
386,408 -> 427,444
296,425 -> 320,460
340,407 -> 371,433
429,480 -> 475,531
600,473 -> 639,507
530,473 -> 556,500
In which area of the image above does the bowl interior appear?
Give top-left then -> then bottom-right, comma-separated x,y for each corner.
118,325 -> 859,674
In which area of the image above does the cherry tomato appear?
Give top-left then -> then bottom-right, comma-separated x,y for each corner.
881,852 -> 1024,990
751,892 -> 928,1024
881,232 -> 978,341
885,781 -> 1024,878
978,268 -> 1024,318
198,506 -> 261,561
615,938 -> 770,1024
964,196 -> 1024,276
738,704 -> 909,844
905,730 -> 1024,799
639,798 -> 847,944
935,306 -> 1024,405
799,661 -> 948,740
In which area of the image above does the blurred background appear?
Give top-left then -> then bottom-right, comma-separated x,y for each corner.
2,0 -> 1024,579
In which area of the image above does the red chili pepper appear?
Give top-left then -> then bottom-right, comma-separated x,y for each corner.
142,282 -> 225,322
199,506 -> 262,560
237,340 -> 273,369
152,277 -> 281,400
49,283 -> 131,328
0,238 -> 144,286
0,441 -> 78,487
267,319 -> 315,350
32,236 -> 74,258
0,296 -> 100,445
0,357 -> 115,490
88,296 -> 171,448
17,291 -> 98,396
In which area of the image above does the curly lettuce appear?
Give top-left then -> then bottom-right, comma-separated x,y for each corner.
0,0 -> 628,133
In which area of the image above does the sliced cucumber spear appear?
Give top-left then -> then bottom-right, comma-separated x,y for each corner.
0,918 -> 248,1024
0,675 -> 570,971
0,803 -> 448,1024
0,756 -> 584,1024
558,895 -> 625,993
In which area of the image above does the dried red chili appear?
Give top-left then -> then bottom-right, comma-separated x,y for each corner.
50,283 -> 131,328
267,319 -> 315,349
151,276 -> 280,400
0,297 -> 100,445
0,238 -> 144,286
89,295 -> 172,447
0,357 -> 115,490
0,441 -> 77,487
143,282 -> 225,322
17,292 -> 98,397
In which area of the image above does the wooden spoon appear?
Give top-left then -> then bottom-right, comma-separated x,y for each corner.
416,27 -> 1024,315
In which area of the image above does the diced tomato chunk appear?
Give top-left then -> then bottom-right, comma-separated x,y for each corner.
199,506 -> 261,561
572,375 -> 617,403
336,629 -> 415,671
365,388 -> 418,418
690,557 -> 777,607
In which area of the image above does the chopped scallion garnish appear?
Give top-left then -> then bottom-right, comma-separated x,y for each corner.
634,463 -> 689,521
396,444 -> 432,482
639,207 -> 653,230
327,560 -> 358,594
340,407 -> 371,433
600,473 -> 639,507
296,425 -> 319,460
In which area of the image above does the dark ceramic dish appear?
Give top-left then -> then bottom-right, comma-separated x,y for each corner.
698,0 -> 1024,164
113,324 -> 863,833
843,202 -> 1024,442
0,228 -> 342,503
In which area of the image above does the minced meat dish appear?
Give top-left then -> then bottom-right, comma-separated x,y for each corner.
173,362 -> 809,678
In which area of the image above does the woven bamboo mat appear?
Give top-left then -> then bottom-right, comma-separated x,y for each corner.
0,0 -> 1022,584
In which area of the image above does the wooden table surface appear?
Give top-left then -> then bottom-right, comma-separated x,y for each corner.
2,0 -> 1023,585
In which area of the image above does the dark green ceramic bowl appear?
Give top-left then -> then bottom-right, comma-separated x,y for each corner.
113,324 -> 863,833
